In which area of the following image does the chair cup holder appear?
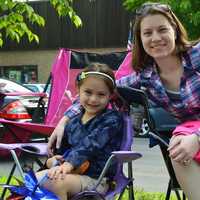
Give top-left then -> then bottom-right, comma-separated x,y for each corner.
21,145 -> 40,154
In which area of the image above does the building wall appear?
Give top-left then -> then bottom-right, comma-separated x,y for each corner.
0,48 -> 126,83
0,50 -> 57,83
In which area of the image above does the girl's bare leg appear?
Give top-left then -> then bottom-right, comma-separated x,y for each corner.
172,159 -> 200,200
36,170 -> 82,200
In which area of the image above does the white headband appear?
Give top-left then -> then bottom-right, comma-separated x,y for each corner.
78,71 -> 115,86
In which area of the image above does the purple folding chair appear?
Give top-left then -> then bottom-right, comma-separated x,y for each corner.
0,90 -> 142,200
0,49 -> 142,199
71,111 -> 142,200
1,111 -> 142,200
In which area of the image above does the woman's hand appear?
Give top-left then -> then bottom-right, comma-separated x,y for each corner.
47,161 -> 74,180
168,134 -> 200,164
47,116 -> 69,156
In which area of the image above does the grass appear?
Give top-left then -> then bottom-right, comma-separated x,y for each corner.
119,188 -> 178,200
0,176 -> 178,200
0,176 -> 21,198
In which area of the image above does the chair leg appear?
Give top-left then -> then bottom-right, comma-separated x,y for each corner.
128,162 -> 135,200
165,179 -> 172,200
174,189 -> 182,200
183,192 -> 186,200
165,179 -> 185,200
1,163 -> 16,199
117,187 -> 127,200
35,157 -> 45,168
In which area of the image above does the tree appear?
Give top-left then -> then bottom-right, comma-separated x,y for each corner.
0,0 -> 82,46
123,0 -> 200,40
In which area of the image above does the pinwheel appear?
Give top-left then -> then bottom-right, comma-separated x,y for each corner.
3,170 -> 59,200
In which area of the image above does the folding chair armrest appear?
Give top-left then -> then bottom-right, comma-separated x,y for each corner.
112,151 -> 142,163
0,142 -> 48,156
147,107 -> 181,148
149,107 -> 180,133
92,151 -> 142,191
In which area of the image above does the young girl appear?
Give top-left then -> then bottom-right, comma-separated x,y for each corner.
36,63 -> 123,200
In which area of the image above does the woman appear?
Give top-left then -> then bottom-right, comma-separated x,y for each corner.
48,2 -> 200,199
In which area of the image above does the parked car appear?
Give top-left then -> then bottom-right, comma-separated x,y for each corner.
23,83 -> 45,92
23,83 -> 51,97
0,78 -> 46,122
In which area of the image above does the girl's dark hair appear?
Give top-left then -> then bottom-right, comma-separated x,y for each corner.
76,63 -> 115,93
132,2 -> 198,71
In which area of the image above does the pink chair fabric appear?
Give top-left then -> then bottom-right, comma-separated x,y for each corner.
115,52 -> 133,80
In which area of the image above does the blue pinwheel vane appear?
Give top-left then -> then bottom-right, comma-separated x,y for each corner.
1,148 -> 59,199
3,170 -> 59,200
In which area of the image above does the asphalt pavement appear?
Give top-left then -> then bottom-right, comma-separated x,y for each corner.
129,137 -> 169,192
0,138 -> 169,193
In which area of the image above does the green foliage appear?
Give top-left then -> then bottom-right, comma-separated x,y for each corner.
122,0 -> 200,40
0,0 -> 82,47
0,176 -> 22,197
50,0 -> 82,28
118,188 -> 179,200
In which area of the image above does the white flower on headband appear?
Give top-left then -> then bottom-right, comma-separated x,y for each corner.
80,72 -> 86,80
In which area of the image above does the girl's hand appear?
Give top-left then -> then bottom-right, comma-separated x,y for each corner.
59,162 -> 74,175
47,165 -> 63,180
168,134 -> 200,164
47,161 -> 73,180
46,155 -> 64,168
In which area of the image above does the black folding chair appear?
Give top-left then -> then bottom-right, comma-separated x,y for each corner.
117,86 -> 186,200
